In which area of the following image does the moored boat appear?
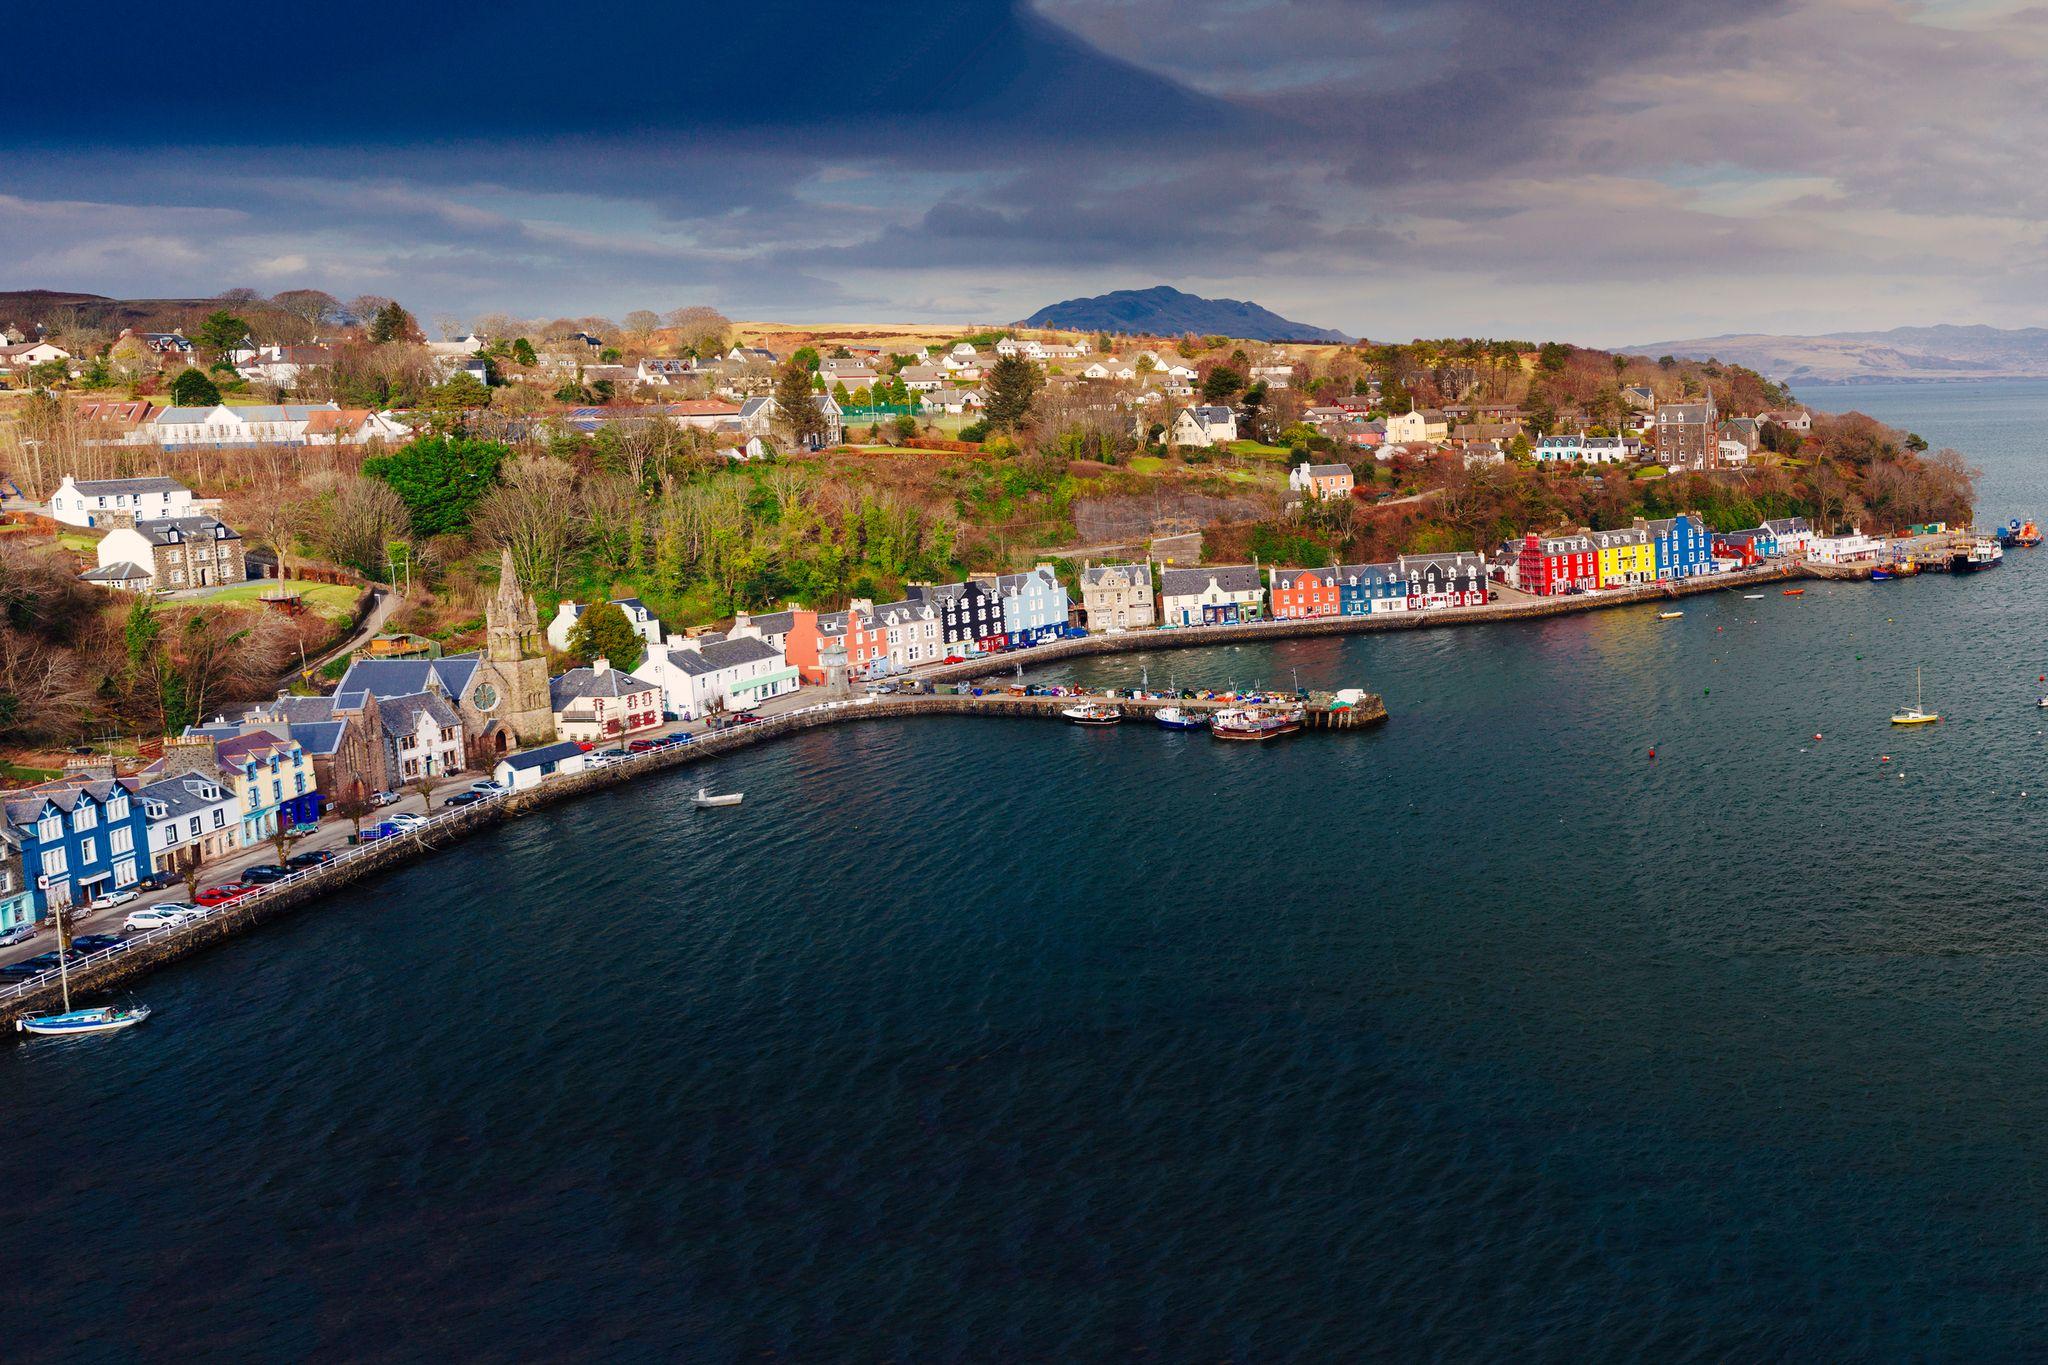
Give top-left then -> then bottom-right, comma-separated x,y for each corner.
1871,567 -> 1893,580
17,1003 -> 151,1036
692,787 -> 743,808
1782,588 -> 1805,596
1063,702 -> 1123,726
1891,666 -> 1940,726
1211,705 -> 1303,741
1154,706 -> 1209,730
1962,536 -> 2004,571
1658,610 -> 1684,620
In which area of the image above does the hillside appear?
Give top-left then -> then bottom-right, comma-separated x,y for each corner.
0,289 -> 320,342
1020,285 -> 1351,344
1627,324 -> 2048,384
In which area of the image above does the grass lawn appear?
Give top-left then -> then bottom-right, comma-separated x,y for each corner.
200,578 -> 364,622
1226,440 -> 1292,459
0,762 -> 59,783
57,531 -> 99,554
1128,456 -> 1168,474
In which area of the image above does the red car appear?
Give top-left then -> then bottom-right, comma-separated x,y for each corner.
942,655 -> 966,665
627,738 -> 659,752
195,883 -> 256,907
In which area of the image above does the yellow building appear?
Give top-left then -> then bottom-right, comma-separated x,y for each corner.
1591,526 -> 1658,587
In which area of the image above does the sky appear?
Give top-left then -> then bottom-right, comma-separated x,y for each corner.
6,0 -> 2046,346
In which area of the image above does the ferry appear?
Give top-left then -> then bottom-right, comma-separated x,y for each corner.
1062,702 -> 1123,726
1154,706 -> 1209,730
1211,706 -> 1304,741
1962,536 -> 2004,571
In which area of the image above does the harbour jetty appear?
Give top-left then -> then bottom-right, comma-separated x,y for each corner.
0,688 -> 1385,1030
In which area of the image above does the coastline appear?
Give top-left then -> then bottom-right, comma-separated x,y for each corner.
0,558 -> 1828,1031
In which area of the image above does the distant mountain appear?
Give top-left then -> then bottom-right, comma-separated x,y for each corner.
1020,285 -> 1351,344
1625,324 -> 2048,383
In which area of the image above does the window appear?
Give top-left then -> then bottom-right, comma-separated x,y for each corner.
107,794 -> 129,820
73,803 -> 96,832
39,814 -> 60,843
80,836 -> 98,864
111,826 -> 133,856
41,849 -> 66,876
115,858 -> 136,886
165,824 -> 181,845
212,809 -> 225,829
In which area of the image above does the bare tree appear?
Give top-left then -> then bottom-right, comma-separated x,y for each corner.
663,306 -> 731,357
311,473 -> 411,579
472,455 -> 583,593
0,627 -> 96,742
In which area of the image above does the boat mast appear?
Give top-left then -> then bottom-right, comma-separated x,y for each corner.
54,897 -> 72,1013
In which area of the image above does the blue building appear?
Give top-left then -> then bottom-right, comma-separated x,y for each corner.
1335,561 -> 1407,615
994,563 -> 1071,647
1647,513 -> 1715,580
2,777 -> 150,920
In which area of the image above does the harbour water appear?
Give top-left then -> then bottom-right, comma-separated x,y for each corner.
10,381 -> 2048,1358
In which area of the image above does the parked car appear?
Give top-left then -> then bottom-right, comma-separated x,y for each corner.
370,790 -> 399,807
124,906 -> 189,931
286,850 -> 334,869
240,864 -> 294,884
88,888 -> 138,911
469,780 -> 507,794
386,813 -> 428,831
1,952 -> 66,978
70,934 -> 127,954
0,922 -> 36,948
943,655 -> 966,664
627,738 -> 659,752
443,791 -> 485,807
134,872 -> 176,891
195,883 -> 255,907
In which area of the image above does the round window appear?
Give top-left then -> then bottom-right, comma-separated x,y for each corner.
472,682 -> 499,712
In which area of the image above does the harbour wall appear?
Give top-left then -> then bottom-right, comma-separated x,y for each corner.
0,692 -> 1386,1030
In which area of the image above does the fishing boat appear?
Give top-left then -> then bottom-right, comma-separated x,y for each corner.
1782,588 -> 1805,596
15,914 -> 150,1036
1154,706 -> 1209,730
692,787 -> 743,808
1658,610 -> 1684,620
1062,702 -> 1122,726
1891,559 -> 1921,576
1891,667 -> 1940,726
18,1002 -> 151,1036
1211,705 -> 1304,741
1871,567 -> 1893,581
2020,520 -> 2043,547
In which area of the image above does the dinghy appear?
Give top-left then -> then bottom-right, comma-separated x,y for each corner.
692,787 -> 743,808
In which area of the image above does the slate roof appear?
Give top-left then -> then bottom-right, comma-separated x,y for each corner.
1080,563 -> 1150,590
214,730 -> 298,767
1269,566 -> 1337,589
1304,463 -> 1352,478
139,771 -> 230,818
4,777 -> 143,828
1763,517 -> 1812,536
1335,561 -> 1401,585
376,692 -> 460,733
499,740 -> 587,773
1160,564 -> 1263,597
131,515 -> 238,546
658,635 -> 782,676
333,654 -> 480,711
67,476 -> 187,496
80,562 -> 151,583
743,609 -> 796,636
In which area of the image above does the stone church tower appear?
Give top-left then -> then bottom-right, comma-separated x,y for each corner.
471,548 -> 557,749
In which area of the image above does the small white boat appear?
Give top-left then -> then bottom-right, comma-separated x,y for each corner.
17,1003 -> 151,1036
1658,610 -> 1684,620
692,788 -> 743,808
2036,697 -> 2048,709
1743,594 -> 1764,600
1062,703 -> 1123,725
1154,706 -> 1209,730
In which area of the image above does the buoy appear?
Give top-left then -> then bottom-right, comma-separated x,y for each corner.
1814,733 -> 1823,741
1648,747 -> 1657,759
1881,755 -> 1891,763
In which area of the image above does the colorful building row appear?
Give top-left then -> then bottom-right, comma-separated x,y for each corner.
1511,513 -> 1810,596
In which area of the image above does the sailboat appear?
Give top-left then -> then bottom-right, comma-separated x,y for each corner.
1890,667 -> 1941,726
15,909 -> 151,1036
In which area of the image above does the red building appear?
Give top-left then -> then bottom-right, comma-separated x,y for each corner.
1516,530 -> 1598,596
784,602 -> 889,684
1268,566 -> 1341,619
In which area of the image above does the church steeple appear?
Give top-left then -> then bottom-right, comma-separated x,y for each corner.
487,547 -> 541,663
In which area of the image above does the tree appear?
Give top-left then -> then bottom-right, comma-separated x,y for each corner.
984,354 -> 1040,432
312,474 -> 412,577
169,368 -> 222,406
511,337 -> 536,366
473,454 -> 583,594
194,309 -> 250,358
773,362 -> 827,448
271,289 -> 342,328
368,301 -> 417,344
330,791 -> 373,845
567,600 -> 643,669
267,816 -> 306,871
361,435 -> 508,537
662,306 -> 731,357
1538,342 -> 1570,373
792,346 -> 820,372
172,841 -> 215,904
1201,366 -> 1245,404
623,309 -> 662,340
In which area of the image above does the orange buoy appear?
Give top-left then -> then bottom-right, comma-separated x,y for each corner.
1647,747 -> 1656,759
1814,733 -> 1823,741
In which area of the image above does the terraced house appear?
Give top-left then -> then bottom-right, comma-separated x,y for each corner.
211,731 -> 318,846
1590,526 -> 1658,587
138,769 -> 238,876
2,776 -> 149,919
1269,566 -> 1342,619
989,564 -> 1071,647
1159,565 -> 1266,626
1079,562 -> 1155,633
1336,562 -> 1409,616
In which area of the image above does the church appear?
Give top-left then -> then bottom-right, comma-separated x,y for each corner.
329,549 -> 557,763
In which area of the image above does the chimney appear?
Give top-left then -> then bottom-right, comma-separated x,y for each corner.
594,657 -> 611,675
160,734 -> 218,778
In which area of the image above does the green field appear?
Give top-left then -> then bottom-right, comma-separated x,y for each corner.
0,762 -> 59,783
57,531 -> 99,554
199,578 -> 364,622
1226,440 -> 1292,460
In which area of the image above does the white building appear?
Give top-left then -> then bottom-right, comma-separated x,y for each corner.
493,739 -> 592,791
1158,564 -> 1266,626
125,403 -> 405,448
137,770 -> 237,874
633,631 -> 799,720
1170,405 -> 1238,447
546,597 -> 666,655
50,475 -> 196,528
1384,410 -> 1450,445
1808,529 -> 1885,564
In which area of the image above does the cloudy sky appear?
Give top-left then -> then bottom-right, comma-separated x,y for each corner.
7,0 -> 2044,344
